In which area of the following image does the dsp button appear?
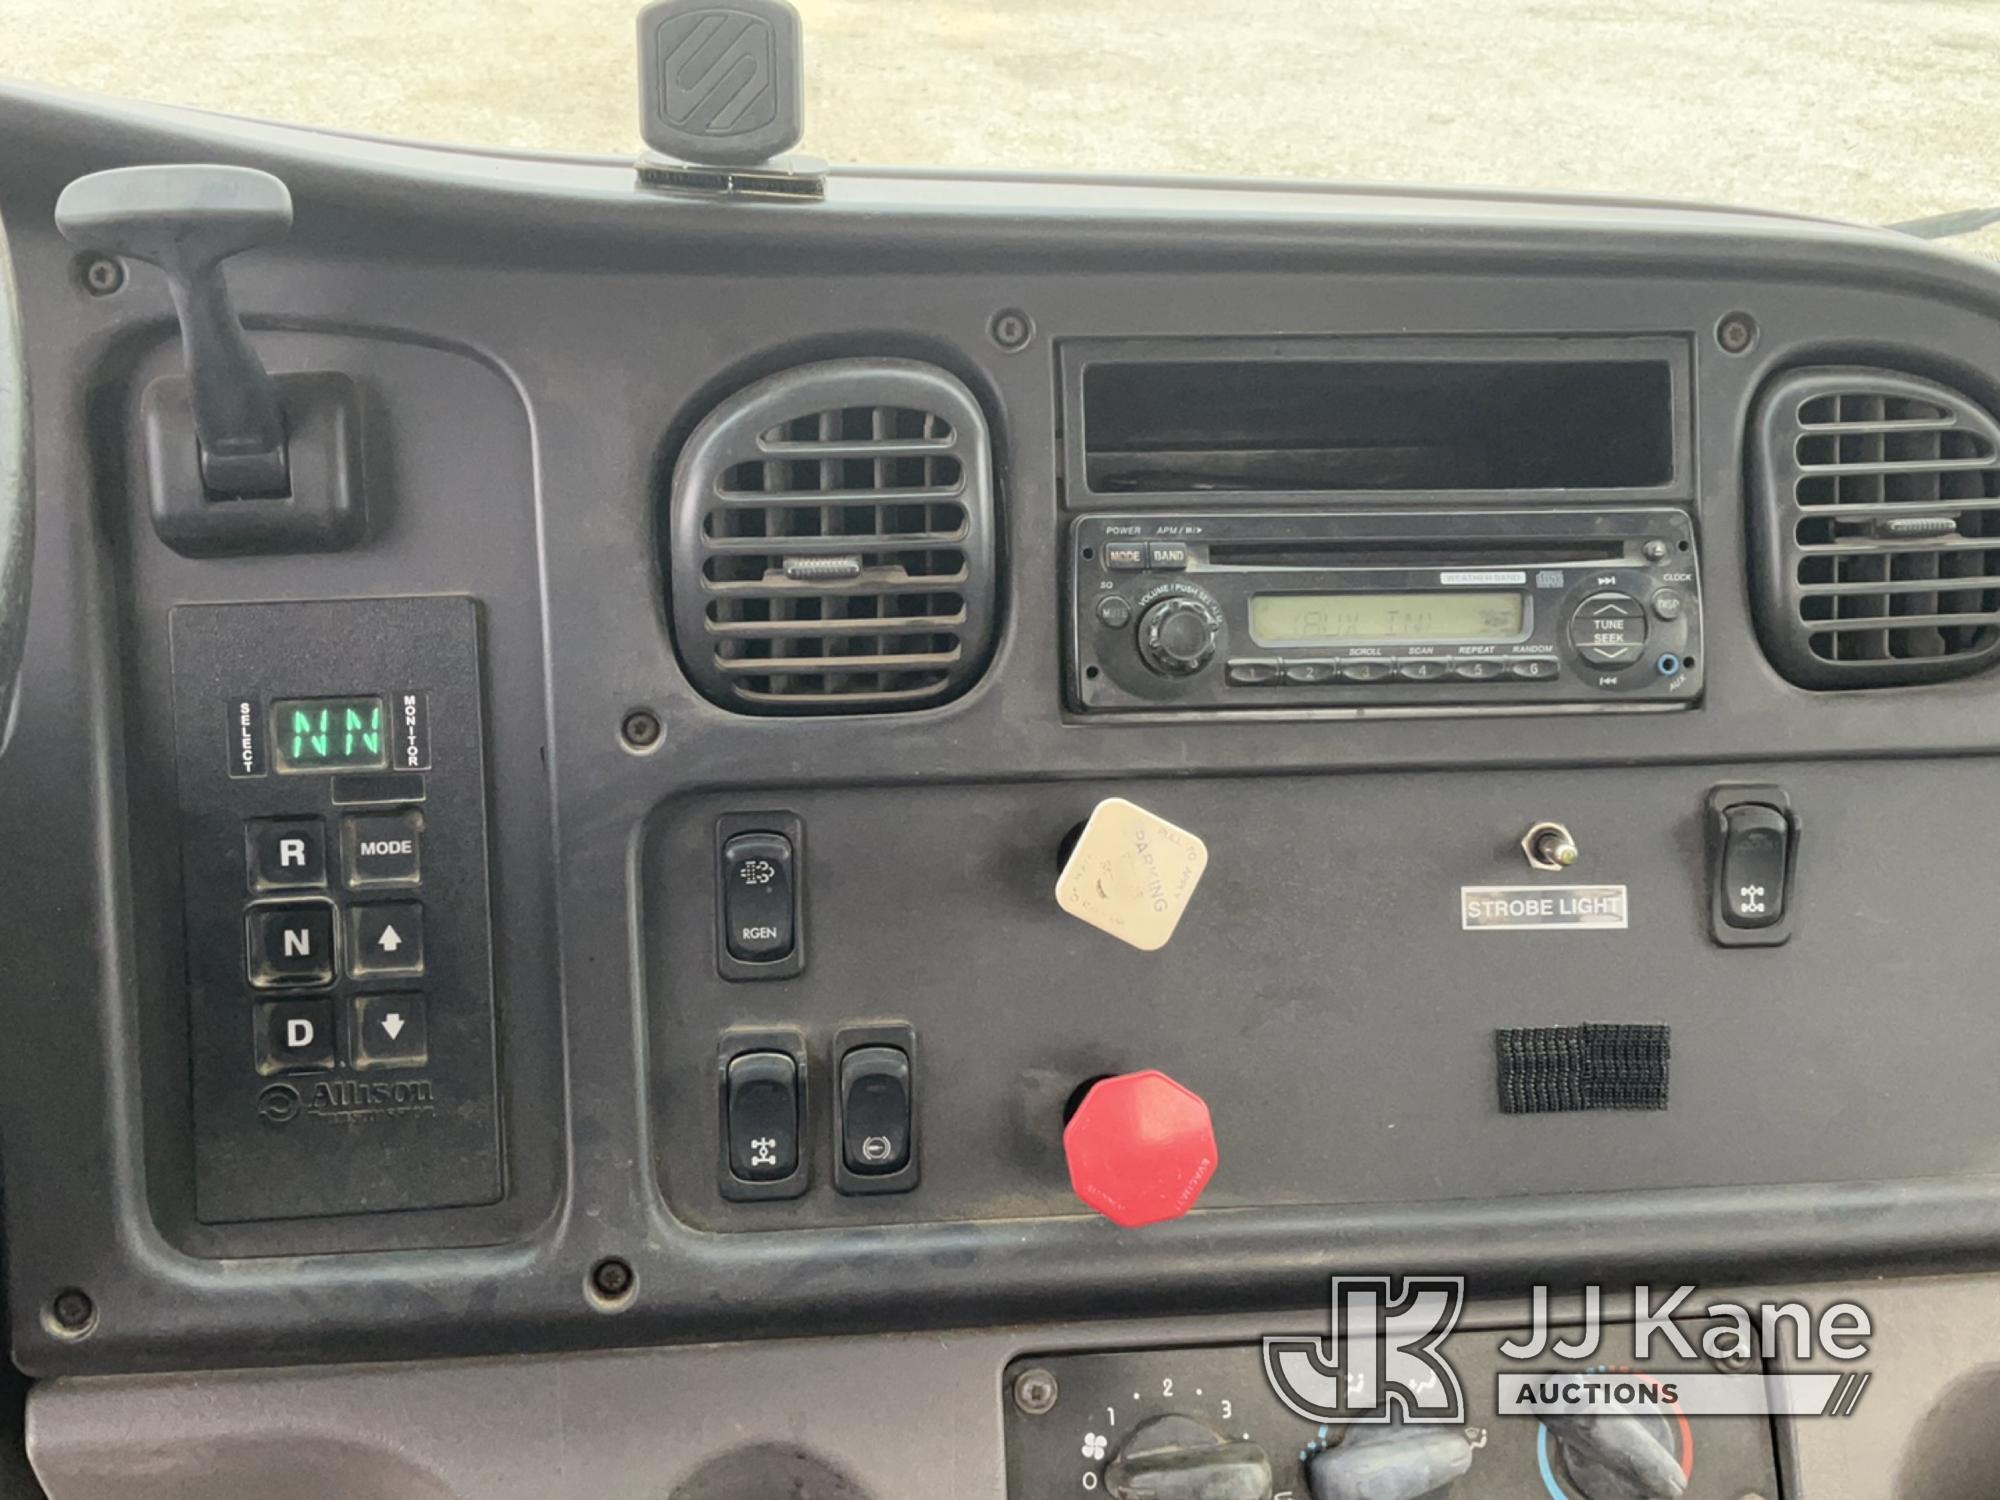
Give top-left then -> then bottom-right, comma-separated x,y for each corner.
1063,1070 -> 1218,1228
344,810 -> 422,887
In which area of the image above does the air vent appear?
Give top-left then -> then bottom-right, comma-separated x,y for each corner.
1749,367 -> 2000,688
669,359 -> 997,713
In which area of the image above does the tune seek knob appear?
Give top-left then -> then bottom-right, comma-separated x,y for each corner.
1137,597 -> 1218,677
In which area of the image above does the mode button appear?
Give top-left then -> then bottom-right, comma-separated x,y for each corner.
344,811 -> 422,887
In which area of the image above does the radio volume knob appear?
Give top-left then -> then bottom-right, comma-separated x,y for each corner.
1137,597 -> 1218,677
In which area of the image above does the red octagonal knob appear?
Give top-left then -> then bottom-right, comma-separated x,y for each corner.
1063,1070 -> 1218,1228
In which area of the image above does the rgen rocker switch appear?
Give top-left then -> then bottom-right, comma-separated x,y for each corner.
715,813 -> 806,980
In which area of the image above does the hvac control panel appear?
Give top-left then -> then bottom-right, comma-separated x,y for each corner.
170,598 -> 501,1224
1004,1327 -> 1780,1500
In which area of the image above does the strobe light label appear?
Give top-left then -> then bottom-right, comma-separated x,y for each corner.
1461,884 -> 1629,931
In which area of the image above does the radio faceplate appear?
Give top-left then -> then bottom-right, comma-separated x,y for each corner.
1070,509 -> 1702,714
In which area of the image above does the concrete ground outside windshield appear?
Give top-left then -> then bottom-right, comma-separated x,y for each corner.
5,0 -> 1998,259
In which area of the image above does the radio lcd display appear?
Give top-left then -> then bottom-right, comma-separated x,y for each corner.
1249,591 -> 1525,646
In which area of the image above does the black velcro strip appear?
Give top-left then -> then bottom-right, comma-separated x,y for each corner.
1496,1024 -> 1669,1114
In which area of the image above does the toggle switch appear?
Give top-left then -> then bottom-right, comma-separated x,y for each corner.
1707,786 -> 1797,947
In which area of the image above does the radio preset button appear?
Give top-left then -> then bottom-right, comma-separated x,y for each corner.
1146,542 -> 1190,570
1337,660 -> 1392,682
1095,595 -> 1134,628
1449,658 -> 1503,681
1506,657 -> 1560,680
1282,660 -> 1339,684
1225,658 -> 1283,685
1103,542 -> 1147,571
1395,658 -> 1448,681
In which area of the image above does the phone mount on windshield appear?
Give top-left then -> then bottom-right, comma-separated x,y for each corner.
635,0 -> 827,201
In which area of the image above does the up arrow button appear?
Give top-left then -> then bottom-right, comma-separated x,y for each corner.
348,903 -> 425,977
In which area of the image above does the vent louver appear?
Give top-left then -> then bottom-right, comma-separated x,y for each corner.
669,359 -> 997,713
1750,367 -> 2000,688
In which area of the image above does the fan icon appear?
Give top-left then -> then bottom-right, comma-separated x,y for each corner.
1081,1433 -> 1108,1461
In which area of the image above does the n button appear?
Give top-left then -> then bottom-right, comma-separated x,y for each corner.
247,903 -> 335,987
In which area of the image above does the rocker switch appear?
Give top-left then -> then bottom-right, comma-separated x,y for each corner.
721,832 -> 795,962
1720,803 -> 1790,928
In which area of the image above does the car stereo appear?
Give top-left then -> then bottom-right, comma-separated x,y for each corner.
1069,508 -> 1702,714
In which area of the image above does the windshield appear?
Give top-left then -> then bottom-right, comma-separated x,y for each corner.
9,0 -> 2000,259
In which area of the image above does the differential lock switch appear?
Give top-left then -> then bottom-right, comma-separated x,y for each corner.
1720,804 -> 1789,929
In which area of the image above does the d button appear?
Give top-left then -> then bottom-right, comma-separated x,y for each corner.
255,999 -> 336,1075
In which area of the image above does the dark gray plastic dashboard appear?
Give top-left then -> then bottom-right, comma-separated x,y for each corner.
6,84 -> 2000,1484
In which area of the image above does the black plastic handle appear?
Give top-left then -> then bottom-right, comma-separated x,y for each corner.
55,164 -> 293,495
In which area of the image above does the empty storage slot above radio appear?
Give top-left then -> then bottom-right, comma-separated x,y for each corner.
1068,338 -> 1685,502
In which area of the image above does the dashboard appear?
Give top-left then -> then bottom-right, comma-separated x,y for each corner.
5,68 -> 2000,1500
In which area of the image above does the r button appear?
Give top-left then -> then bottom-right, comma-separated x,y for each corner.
246,818 -> 326,890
